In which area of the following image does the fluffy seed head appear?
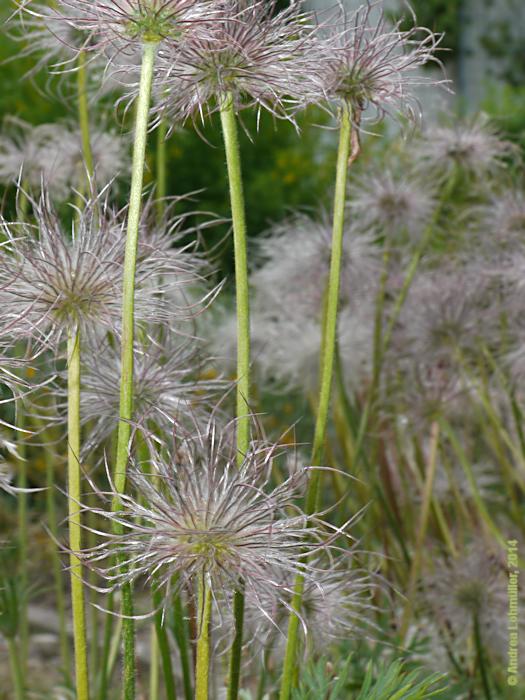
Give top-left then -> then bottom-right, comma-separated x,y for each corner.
81,419 -> 341,618
0,190 -> 211,349
79,332 -> 226,452
155,0 -> 319,124
415,113 -> 515,179
314,1 -> 446,122
350,167 -> 437,239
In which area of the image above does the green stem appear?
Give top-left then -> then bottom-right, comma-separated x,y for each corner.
195,578 -> 212,700
45,438 -> 70,679
152,587 -> 177,700
156,119 -> 168,222
219,92 -> 251,700
149,622 -> 160,700
16,405 -> 28,669
77,49 -> 94,182
7,638 -> 25,700
112,41 -> 157,700
279,104 -> 353,700
219,92 -> 251,460
67,327 -> 90,700
172,591 -> 193,700
474,615 -> 492,700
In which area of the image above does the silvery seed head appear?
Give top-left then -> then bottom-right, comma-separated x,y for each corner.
415,113 -> 515,180
35,0 -> 218,55
0,189 -> 211,349
80,418 -> 343,619
79,331 -> 227,452
0,462 -> 14,495
312,1 -> 446,123
154,0 -> 320,124
350,168 -> 437,240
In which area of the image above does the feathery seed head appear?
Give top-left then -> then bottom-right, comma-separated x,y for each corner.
81,419 -> 340,617
79,332 -> 227,452
155,0 -> 319,124
314,1 -> 446,123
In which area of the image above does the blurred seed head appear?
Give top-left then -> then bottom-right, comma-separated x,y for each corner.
415,113 -> 515,180
0,118 -> 129,198
350,168 -> 437,240
424,542 -> 514,660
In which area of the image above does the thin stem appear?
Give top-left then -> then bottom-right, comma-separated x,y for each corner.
156,119 -> 168,222
112,40 -> 158,700
16,405 -> 28,669
279,104 -> 353,700
195,578 -> 212,700
219,92 -> 250,700
152,587 -> 177,700
474,615 -> 492,700
67,327 -> 90,700
399,420 -> 440,641
172,591 -> 193,700
44,437 -> 70,678
77,49 -> 94,182
149,623 -> 160,700
7,638 -> 25,700
219,92 -> 251,460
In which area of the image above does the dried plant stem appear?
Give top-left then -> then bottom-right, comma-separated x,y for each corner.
67,327 -> 90,700
77,49 -> 94,181
112,40 -> 158,700
279,104 -> 353,700
219,92 -> 250,700
7,638 -> 25,700
195,578 -> 213,700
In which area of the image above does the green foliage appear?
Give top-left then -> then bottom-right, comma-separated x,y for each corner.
355,661 -> 448,700
290,656 -> 448,700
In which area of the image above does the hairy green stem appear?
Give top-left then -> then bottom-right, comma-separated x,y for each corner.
149,623 -> 160,700
112,41 -> 158,700
219,92 -> 251,700
8,638 -> 25,700
279,104 -> 353,700
67,328 -> 90,700
195,578 -> 212,700
77,50 -> 94,182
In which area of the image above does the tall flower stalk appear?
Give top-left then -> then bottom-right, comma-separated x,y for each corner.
67,327 -> 90,700
112,40 -> 158,700
279,103 -> 355,700
219,91 -> 251,700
